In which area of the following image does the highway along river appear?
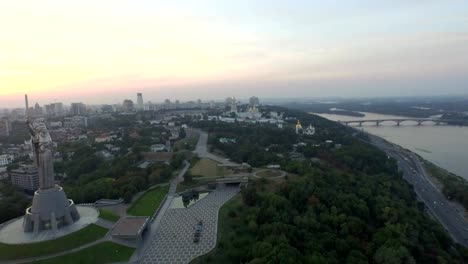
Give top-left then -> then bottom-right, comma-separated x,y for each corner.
314,112 -> 468,180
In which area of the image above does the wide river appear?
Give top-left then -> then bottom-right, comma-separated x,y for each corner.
314,112 -> 468,180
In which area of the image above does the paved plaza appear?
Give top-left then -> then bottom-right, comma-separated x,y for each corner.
140,186 -> 239,264
0,205 -> 98,244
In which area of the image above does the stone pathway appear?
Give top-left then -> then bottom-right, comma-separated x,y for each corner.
140,186 -> 239,264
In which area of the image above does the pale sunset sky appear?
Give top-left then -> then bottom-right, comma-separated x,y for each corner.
1,0 -> 468,107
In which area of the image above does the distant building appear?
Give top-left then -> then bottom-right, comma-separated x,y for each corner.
219,138 -> 236,144
295,120 -> 303,134
95,134 -> 113,143
123,99 -> 134,112
0,154 -> 14,166
137,93 -> 144,111
164,99 -> 172,109
249,96 -> 260,107
33,103 -> 43,117
230,97 -> 238,113
49,121 -> 63,128
10,165 -> 39,192
0,118 -> 10,136
70,103 -> 86,116
101,104 -> 114,113
63,116 -> 88,128
225,97 -> 233,107
303,125 -> 316,136
146,101 -> 155,111
237,105 -> 261,119
150,144 -> 166,152
45,102 -> 64,117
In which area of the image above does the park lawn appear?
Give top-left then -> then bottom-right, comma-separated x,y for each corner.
190,158 -> 231,178
32,242 -> 135,264
191,194 -> 253,264
0,224 -> 108,261
127,185 -> 169,216
98,208 -> 120,222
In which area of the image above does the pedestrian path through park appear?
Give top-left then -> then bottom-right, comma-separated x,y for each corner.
140,186 -> 239,264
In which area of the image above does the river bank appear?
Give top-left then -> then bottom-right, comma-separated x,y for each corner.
420,157 -> 468,212
353,123 -> 468,214
314,112 -> 468,181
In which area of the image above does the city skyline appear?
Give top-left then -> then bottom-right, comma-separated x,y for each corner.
1,1 -> 468,107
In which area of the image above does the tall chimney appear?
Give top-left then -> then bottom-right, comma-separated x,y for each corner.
25,94 -> 29,117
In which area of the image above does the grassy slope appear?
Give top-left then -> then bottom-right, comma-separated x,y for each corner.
191,195 -> 252,263
190,158 -> 230,178
0,224 -> 107,261
32,242 -> 134,264
127,185 -> 169,216
177,158 -> 233,192
98,208 -> 120,222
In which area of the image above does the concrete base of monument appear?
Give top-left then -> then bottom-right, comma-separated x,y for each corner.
0,205 -> 99,245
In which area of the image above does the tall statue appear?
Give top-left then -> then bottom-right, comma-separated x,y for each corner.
22,95 -> 80,233
27,118 -> 55,189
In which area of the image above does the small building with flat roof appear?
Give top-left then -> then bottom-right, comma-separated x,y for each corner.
111,216 -> 150,241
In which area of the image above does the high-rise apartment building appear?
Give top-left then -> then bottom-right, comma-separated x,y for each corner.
137,93 -> 144,111
123,99 -> 134,112
44,103 -> 64,117
70,103 -> 87,116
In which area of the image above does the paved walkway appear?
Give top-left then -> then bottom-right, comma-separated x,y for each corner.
140,186 -> 239,264
129,161 -> 191,262
193,129 -> 239,166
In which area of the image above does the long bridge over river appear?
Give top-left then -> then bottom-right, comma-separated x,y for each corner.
339,118 -> 467,126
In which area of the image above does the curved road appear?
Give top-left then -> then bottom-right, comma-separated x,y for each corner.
369,133 -> 468,247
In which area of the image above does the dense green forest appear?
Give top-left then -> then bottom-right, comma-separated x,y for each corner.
0,183 -> 30,223
193,108 -> 468,263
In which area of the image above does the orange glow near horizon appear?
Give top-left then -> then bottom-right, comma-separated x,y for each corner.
1,1 -> 467,107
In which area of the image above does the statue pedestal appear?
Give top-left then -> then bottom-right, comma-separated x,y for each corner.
23,186 -> 80,233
